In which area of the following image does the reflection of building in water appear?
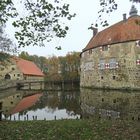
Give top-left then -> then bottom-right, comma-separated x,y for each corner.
80,88 -> 140,120
0,91 -> 42,118
0,93 -> 23,117
10,93 -> 42,115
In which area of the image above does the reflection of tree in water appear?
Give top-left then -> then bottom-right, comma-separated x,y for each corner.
59,91 -> 81,115
21,91 -> 81,115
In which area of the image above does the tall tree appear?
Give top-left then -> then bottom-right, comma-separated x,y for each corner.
0,26 -> 17,53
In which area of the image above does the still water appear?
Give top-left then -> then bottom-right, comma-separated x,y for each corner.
0,88 -> 140,121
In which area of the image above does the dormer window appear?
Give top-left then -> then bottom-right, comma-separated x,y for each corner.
89,49 -> 92,54
100,45 -> 110,52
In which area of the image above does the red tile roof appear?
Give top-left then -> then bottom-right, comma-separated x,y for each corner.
16,58 -> 44,76
83,16 -> 140,52
10,93 -> 42,114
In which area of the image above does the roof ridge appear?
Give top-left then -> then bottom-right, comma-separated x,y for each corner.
83,16 -> 140,52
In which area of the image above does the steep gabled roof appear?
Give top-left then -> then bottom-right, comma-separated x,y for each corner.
15,58 -> 44,76
83,16 -> 140,52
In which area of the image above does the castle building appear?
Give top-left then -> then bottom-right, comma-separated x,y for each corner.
0,57 -> 44,81
80,6 -> 140,90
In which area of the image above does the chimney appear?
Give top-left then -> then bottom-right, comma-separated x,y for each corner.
129,5 -> 138,17
123,13 -> 127,21
88,26 -> 98,37
93,27 -> 98,37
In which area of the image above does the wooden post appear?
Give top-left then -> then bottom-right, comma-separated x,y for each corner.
0,102 -> 2,121
24,116 -> 26,121
35,116 -> 37,120
18,114 -> 20,121
10,114 -> 11,121
27,114 -> 28,121
29,83 -> 31,90
72,80 -> 74,89
62,81 -> 64,90
52,82 -> 54,90
40,82 -> 42,90
14,116 -> 16,121
0,112 -> 2,121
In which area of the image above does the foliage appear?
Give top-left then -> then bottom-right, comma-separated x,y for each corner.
0,26 -> 17,53
0,0 -> 18,24
45,55 -> 60,80
91,0 -> 140,28
0,119 -> 139,140
0,52 -> 10,62
130,0 -> 140,2
59,52 -> 80,81
45,52 -> 80,81
0,0 -> 75,48
19,51 -> 80,81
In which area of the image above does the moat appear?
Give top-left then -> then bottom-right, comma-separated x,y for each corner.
0,88 -> 140,121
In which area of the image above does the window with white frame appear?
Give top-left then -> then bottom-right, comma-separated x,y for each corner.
109,58 -> 117,69
136,40 -> 140,47
84,61 -> 94,71
99,59 -> 105,69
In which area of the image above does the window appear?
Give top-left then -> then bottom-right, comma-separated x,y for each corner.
136,60 -> 140,65
84,61 -> 94,71
17,74 -> 20,77
12,67 -> 15,70
136,40 -> 140,47
89,49 -> 92,54
109,58 -> 117,69
99,59 -> 105,69
113,76 -> 116,80
113,99 -> 116,103
100,45 -> 109,51
101,76 -> 104,79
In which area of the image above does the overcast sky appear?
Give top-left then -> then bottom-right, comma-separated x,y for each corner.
6,0 -> 140,57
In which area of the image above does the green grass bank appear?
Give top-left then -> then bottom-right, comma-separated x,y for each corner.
0,119 -> 139,140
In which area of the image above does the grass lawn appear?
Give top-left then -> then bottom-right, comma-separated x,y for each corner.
0,119 -> 139,140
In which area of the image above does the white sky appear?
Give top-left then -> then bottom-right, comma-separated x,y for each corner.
6,0 -> 140,57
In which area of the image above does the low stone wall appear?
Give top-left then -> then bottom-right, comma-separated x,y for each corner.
0,80 -> 17,90
0,80 -> 45,91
